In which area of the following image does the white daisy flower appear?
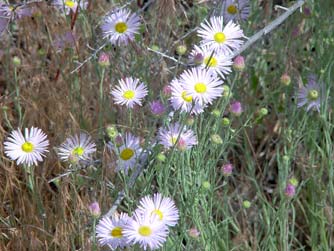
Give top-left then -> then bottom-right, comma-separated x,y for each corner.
179,67 -> 224,106
52,0 -> 88,15
57,132 -> 96,163
123,211 -> 168,250
101,8 -> 141,46
136,193 -> 179,227
111,77 -> 148,109
109,133 -> 143,173
169,79 -> 205,115
190,45 -> 233,79
96,213 -> 130,250
4,127 -> 49,166
158,123 -> 197,151
197,16 -> 244,55
222,0 -> 250,23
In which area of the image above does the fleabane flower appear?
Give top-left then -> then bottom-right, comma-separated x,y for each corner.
136,193 -> 179,227
170,79 -> 205,114
179,67 -> 224,106
96,213 -> 131,250
197,16 -> 244,55
4,127 -> 49,166
221,0 -> 250,23
52,0 -> 88,15
57,132 -> 96,163
158,123 -> 197,151
296,74 -> 324,112
111,77 -> 148,108
109,133 -> 143,173
101,8 -> 141,46
123,211 -> 168,250
190,45 -> 232,79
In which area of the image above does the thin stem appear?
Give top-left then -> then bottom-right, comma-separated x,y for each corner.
14,67 -> 22,126
99,68 -> 106,137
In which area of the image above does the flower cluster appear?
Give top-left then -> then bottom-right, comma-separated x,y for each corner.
96,193 -> 179,250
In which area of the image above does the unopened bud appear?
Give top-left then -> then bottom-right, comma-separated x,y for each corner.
98,52 -> 110,67
88,202 -> 101,218
233,55 -> 245,71
176,44 -> 187,56
12,56 -> 21,67
221,117 -> 230,126
210,134 -> 223,145
243,200 -> 251,209
280,73 -> 291,86
106,125 -> 118,139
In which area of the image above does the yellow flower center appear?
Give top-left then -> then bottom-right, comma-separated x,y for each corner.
72,146 -> 84,156
123,90 -> 135,100
214,32 -> 226,43
115,22 -> 128,33
21,142 -> 34,153
308,89 -> 319,101
65,0 -> 76,8
171,136 -> 178,145
138,226 -> 152,237
194,83 -> 207,93
110,227 -> 123,238
227,4 -> 238,14
151,209 -> 164,220
181,91 -> 192,103
204,56 -> 218,67
120,148 -> 134,160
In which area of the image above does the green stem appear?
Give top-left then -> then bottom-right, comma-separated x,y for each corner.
14,67 -> 22,126
98,68 -> 106,137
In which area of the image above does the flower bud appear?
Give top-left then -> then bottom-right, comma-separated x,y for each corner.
176,44 -> 187,56
106,125 -> 118,139
221,117 -> 230,126
259,108 -> 268,116
192,52 -> 204,65
242,200 -> 251,209
289,177 -> 298,187
222,163 -> 233,176
88,202 -> 101,218
202,181 -> 211,190
12,56 -> 21,67
162,85 -> 172,97
210,134 -> 223,145
280,73 -> 291,86
98,52 -> 110,67
285,183 -> 296,198
188,227 -> 200,238
233,55 -> 245,71
211,109 -> 221,118
230,101 -> 243,116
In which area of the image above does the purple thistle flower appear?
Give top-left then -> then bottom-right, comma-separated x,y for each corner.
285,183 -> 296,198
230,101 -> 243,116
150,100 -> 165,116
296,74 -> 324,112
222,163 -> 233,176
